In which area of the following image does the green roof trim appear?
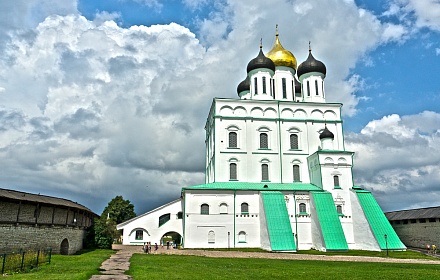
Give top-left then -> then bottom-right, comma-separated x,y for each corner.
311,191 -> 349,251
261,191 -> 296,251
182,182 -> 322,192
355,190 -> 406,250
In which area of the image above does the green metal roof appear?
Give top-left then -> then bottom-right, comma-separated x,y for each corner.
182,182 -> 322,192
261,191 -> 296,251
355,190 -> 406,250
311,191 -> 349,251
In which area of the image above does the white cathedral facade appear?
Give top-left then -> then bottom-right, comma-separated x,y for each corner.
117,30 -> 406,252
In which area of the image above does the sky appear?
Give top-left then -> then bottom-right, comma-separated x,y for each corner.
0,0 -> 440,215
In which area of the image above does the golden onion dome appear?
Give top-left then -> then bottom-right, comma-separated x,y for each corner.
266,28 -> 297,70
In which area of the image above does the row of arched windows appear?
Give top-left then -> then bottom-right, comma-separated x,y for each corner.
200,203 -> 249,215
228,132 -> 299,150
208,230 -> 247,244
229,163 -> 301,182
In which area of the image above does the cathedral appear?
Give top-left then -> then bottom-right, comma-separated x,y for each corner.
117,29 -> 406,252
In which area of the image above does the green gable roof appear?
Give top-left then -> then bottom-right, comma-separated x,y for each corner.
182,182 -> 322,192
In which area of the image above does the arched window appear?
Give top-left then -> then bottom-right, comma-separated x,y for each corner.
260,133 -> 268,149
333,175 -> 340,188
315,80 -> 319,95
293,165 -> 300,182
262,76 -> 267,94
241,203 -> 249,214
290,134 -> 299,149
230,163 -> 237,180
261,164 -> 269,181
228,132 -> 237,148
135,230 -> 143,240
282,78 -> 287,98
158,213 -> 171,227
238,231 -> 247,243
299,203 -> 307,214
336,205 -> 343,215
219,203 -> 228,214
208,230 -> 215,243
307,81 -> 310,96
201,204 -> 209,215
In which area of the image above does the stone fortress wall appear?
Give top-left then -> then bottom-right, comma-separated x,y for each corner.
0,188 -> 97,255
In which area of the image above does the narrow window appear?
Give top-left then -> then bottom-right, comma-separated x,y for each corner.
229,132 -> 237,148
135,230 -> 143,240
219,203 -> 228,214
241,203 -> 249,214
336,205 -> 343,215
254,77 -> 258,95
230,163 -> 237,180
201,204 -> 209,215
177,212 -> 183,219
262,164 -> 269,181
272,79 -> 275,98
260,133 -> 268,149
322,81 -> 324,97
293,165 -> 300,182
299,203 -> 307,214
292,80 -> 294,97
270,79 -> 273,96
262,77 -> 267,94
307,81 -> 310,96
333,175 -> 340,188
315,80 -> 319,95
208,230 -> 215,243
282,78 -> 287,98
290,134 -> 298,149
238,231 -> 246,243
158,213 -> 171,227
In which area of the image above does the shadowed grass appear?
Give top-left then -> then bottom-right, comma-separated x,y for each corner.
127,254 -> 440,280
7,249 -> 114,280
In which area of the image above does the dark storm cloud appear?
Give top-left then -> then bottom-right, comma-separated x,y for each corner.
54,108 -> 101,139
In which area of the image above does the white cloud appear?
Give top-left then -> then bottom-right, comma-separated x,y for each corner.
0,0 -> 437,214
346,111 -> 440,211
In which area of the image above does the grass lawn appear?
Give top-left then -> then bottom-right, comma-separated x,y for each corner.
6,249 -> 114,280
127,254 -> 440,280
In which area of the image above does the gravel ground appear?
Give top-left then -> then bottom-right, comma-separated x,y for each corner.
112,245 -> 440,265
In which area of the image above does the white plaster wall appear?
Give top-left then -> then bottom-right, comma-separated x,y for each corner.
184,190 -> 261,248
117,199 -> 183,245
350,191 -> 380,251
309,194 -> 325,251
258,194 -> 271,251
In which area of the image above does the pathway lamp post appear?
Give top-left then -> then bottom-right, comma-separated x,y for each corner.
384,234 -> 388,257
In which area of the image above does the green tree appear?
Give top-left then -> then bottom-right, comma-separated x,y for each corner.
93,195 -> 136,249
101,195 -> 136,224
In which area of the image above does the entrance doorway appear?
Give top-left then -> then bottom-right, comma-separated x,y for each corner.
60,238 -> 69,255
160,232 -> 182,248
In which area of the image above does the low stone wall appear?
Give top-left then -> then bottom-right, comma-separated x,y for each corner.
0,224 -> 87,254
391,220 -> 440,249
0,191 -> 96,255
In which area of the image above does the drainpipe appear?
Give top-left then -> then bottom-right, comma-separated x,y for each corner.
294,193 -> 298,249
234,189 -> 236,247
277,101 -> 283,182
182,191 -> 186,248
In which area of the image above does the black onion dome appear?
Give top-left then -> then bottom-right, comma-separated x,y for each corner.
237,76 -> 250,95
297,49 -> 326,78
319,126 -> 334,140
247,47 -> 275,73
